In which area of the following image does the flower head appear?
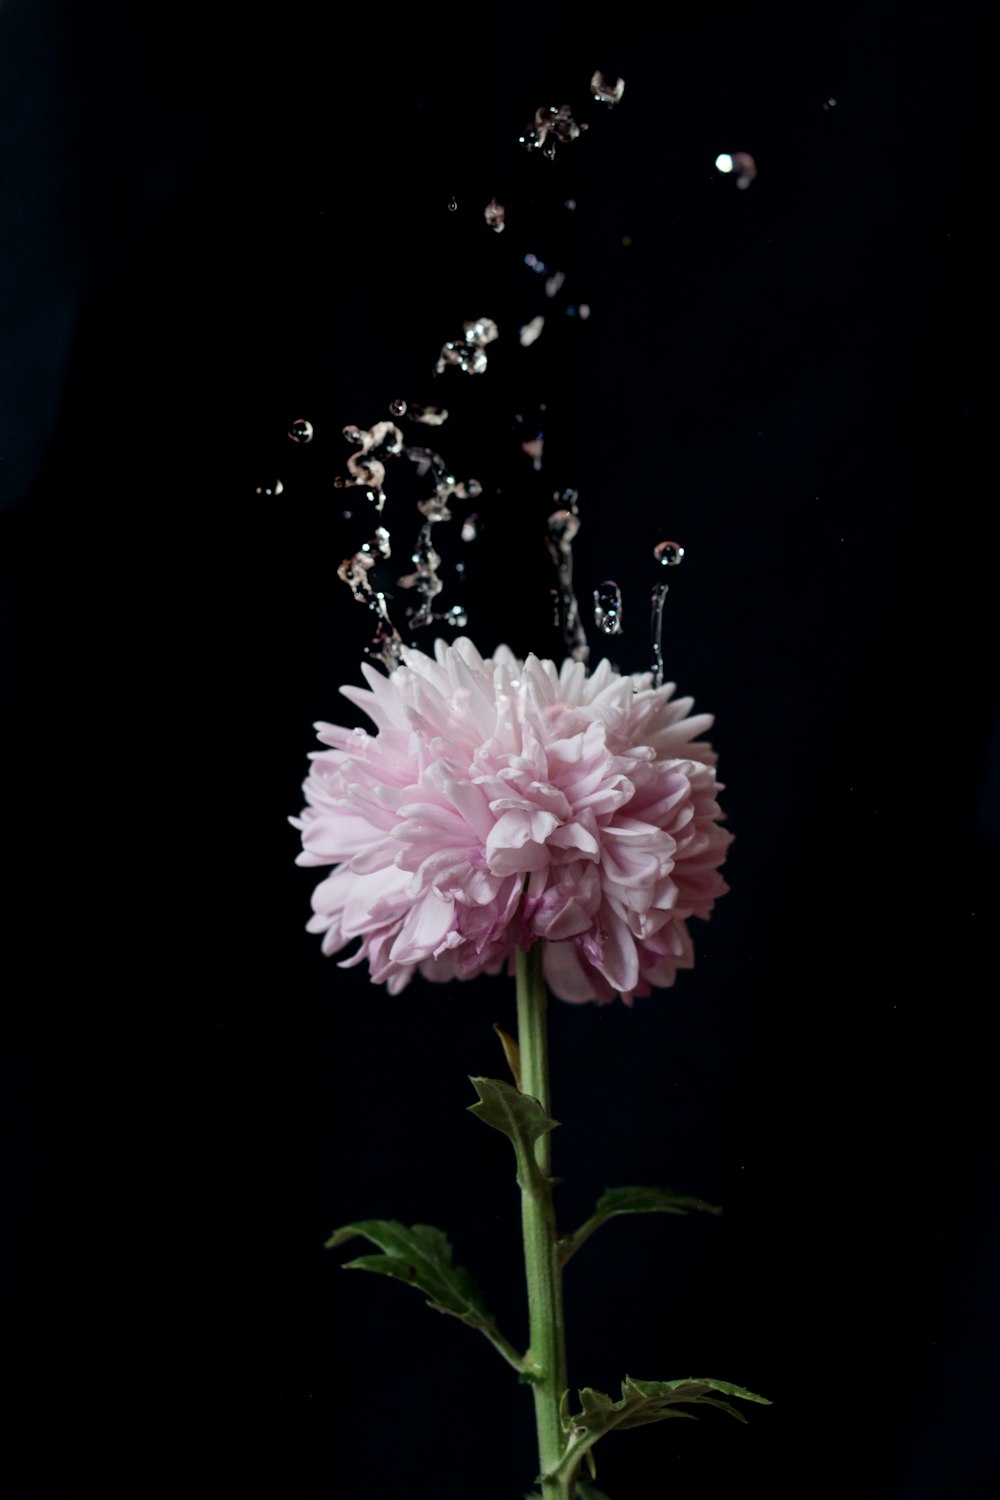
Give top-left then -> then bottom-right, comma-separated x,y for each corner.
292,638 -> 731,1004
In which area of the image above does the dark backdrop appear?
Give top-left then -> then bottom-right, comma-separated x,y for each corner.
2,4 -> 995,1497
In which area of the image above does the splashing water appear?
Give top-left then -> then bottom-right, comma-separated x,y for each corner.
593,580 -> 623,635
288,419 -> 313,444
461,515 -> 478,543
484,198 -> 505,233
519,315 -> 545,347
650,541 -> 683,687
335,421 -> 406,510
337,527 -> 403,671
255,480 -> 284,496
545,491 -> 588,662
397,527 -> 444,628
333,404 -> 482,653
389,398 -> 407,416
650,582 -> 668,689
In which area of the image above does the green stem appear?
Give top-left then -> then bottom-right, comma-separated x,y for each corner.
516,944 -> 575,1500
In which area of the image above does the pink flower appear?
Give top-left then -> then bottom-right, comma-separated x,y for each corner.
291,638 -> 731,1004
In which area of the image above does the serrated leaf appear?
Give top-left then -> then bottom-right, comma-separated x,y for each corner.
467,1076 -> 558,1194
325,1219 -> 527,1374
559,1186 -> 722,1265
550,1376 -> 770,1479
594,1186 -> 722,1218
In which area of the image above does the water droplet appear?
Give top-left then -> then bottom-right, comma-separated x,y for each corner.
823,97 -> 837,110
594,580 -> 623,635
544,271 -> 565,299
447,197 -> 458,211
455,561 -> 465,575
288,418 -> 313,444
342,425 -> 363,445
654,540 -> 685,566
342,509 -> 353,519
462,317 -> 498,346
435,318 -> 497,376
445,605 -> 467,628
464,478 -> 482,499
461,515 -> 478,543
407,404 -> 449,426
519,315 -> 545,347
718,151 -> 756,188
484,197 -> 505,233
521,435 -> 544,470
255,479 -> 284,496
564,199 -> 577,211
590,72 -> 625,107
389,398 -> 407,416
578,304 -> 591,320
732,152 -> 757,189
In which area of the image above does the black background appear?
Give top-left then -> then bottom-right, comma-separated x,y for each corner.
2,4 -> 995,1497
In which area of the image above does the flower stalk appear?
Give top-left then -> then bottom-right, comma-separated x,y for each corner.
516,943 -> 574,1500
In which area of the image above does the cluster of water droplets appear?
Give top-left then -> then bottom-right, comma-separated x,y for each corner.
321,403 -> 484,666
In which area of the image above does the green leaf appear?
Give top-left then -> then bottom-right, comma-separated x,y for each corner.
551,1376 -> 770,1479
577,1487 -> 615,1500
325,1219 -> 528,1376
594,1186 -> 723,1218
467,1076 -> 558,1195
559,1186 -> 722,1266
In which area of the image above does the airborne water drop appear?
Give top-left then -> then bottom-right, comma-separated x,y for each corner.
594,581 -> 623,635
653,540 -> 685,567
